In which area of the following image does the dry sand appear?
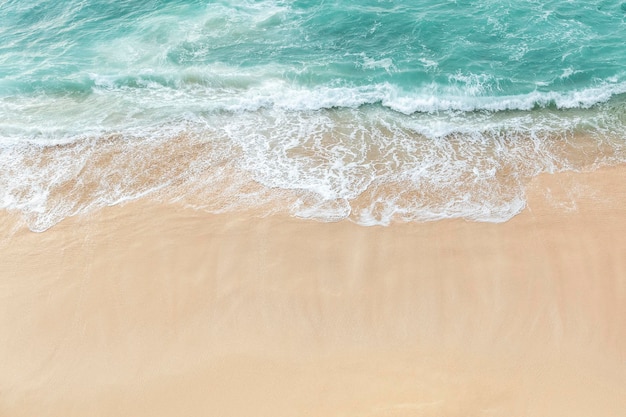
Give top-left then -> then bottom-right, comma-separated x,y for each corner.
1,165 -> 626,417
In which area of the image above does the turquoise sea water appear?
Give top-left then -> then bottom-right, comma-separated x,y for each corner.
1,0 -> 626,230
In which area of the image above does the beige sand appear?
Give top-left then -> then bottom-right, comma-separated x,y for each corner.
1,165 -> 626,417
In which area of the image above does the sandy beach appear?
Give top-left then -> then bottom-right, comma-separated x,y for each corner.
1,164 -> 626,417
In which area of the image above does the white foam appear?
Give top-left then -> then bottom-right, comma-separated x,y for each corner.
2,85 -> 626,231
358,54 -> 397,73
212,78 -> 626,114
165,78 -> 625,117
4,70 -> 625,149
418,57 -> 439,71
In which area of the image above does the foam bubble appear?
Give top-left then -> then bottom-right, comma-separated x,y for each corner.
212,78 -> 626,114
3,71 -> 626,149
358,54 -> 397,73
1,100 -> 626,231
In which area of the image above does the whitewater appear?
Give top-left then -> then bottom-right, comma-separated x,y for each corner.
1,0 -> 626,231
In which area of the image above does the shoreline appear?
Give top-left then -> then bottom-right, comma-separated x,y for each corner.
2,165 -> 626,416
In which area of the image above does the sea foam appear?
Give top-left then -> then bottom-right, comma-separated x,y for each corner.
1,0 -> 626,230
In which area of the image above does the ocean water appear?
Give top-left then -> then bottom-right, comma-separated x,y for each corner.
1,0 -> 626,231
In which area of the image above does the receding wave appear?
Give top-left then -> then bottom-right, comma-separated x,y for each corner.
2,105 -> 625,232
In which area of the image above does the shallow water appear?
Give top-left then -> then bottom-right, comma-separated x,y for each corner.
1,0 -> 625,230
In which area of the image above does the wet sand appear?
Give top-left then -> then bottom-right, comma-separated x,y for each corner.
1,165 -> 626,416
